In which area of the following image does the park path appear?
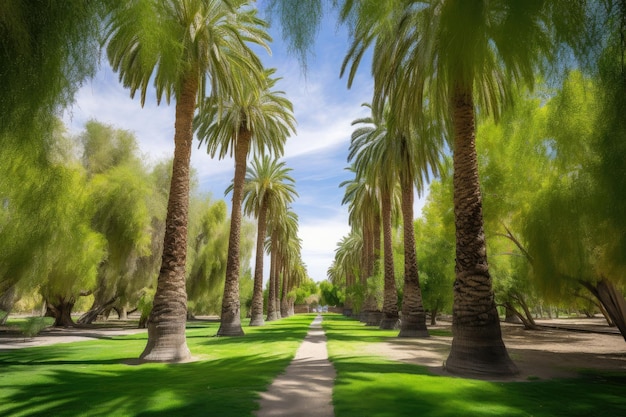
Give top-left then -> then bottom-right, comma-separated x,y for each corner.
256,314 -> 336,417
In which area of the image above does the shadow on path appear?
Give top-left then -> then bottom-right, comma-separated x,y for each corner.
256,314 -> 336,417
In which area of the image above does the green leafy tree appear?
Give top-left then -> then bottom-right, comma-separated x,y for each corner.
319,280 -> 343,307
77,122 -> 155,324
0,1 -> 104,140
105,0 -> 269,360
186,196 -> 229,316
525,70 -> 626,340
39,165 -> 106,327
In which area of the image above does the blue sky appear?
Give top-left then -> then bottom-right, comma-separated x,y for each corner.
63,5 -> 425,282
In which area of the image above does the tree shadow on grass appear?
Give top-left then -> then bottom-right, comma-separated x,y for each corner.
331,357 -> 626,417
1,354 -> 288,417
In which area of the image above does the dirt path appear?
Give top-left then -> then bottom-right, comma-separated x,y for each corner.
0,326 -> 146,350
367,318 -> 626,381
256,315 -> 336,417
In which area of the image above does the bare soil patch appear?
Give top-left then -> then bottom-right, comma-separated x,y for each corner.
0,322 -> 146,350
366,318 -> 626,381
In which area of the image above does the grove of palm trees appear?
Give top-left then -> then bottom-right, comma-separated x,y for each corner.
1,0 -> 626,415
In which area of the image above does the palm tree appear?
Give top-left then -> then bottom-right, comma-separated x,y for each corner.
241,155 -> 297,326
328,230 -> 363,314
266,207 -> 299,320
105,0 -> 270,361
340,168 -> 381,320
340,0 -> 584,376
349,105 -> 402,330
195,68 -> 295,335
280,235 -> 304,316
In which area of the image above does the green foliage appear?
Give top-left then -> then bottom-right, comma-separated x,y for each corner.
319,280 -> 344,306
186,196 -> 230,314
0,1 -> 105,139
522,71 -> 626,300
18,317 -> 54,338
293,278 -> 319,305
80,121 -> 139,175
38,165 -> 106,307
239,270 -> 254,319
415,175 -> 455,315
137,288 -> 155,327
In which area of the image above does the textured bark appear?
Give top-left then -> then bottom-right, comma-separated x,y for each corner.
0,285 -> 17,325
78,296 -> 118,325
445,85 -> 517,376
46,297 -> 76,327
275,255 -> 282,319
398,174 -> 428,337
249,199 -> 268,327
280,265 -> 289,317
217,125 -> 251,337
379,189 -> 399,330
140,75 -> 196,362
582,279 -> 626,342
266,242 -> 278,321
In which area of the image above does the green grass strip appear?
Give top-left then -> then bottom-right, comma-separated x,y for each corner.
0,314 -> 315,417
323,314 -> 626,417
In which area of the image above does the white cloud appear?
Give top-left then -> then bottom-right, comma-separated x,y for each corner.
299,214 -> 350,281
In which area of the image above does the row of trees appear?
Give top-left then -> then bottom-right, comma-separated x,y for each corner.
303,0 -> 626,377
2,1 -> 311,363
0,120 -> 257,327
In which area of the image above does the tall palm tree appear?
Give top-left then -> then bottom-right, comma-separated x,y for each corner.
280,235 -> 303,316
105,0 -> 269,361
266,207 -> 299,320
349,105 -> 403,330
349,101 -> 441,334
340,167 -> 381,320
241,155 -> 297,326
195,68 -> 296,336
328,230 -> 363,314
340,0 -> 584,375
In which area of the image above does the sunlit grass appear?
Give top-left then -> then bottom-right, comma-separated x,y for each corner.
323,314 -> 626,417
0,314 -> 315,417
3,313 -> 625,416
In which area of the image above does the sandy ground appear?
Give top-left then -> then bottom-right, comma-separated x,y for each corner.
365,318 -> 626,381
0,324 -> 146,350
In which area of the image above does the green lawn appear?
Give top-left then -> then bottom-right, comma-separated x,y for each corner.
0,314 -> 314,417
323,314 -> 626,417
2,313 -> 625,417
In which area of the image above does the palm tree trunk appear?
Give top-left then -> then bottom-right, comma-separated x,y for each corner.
360,217 -> 379,322
379,188 -> 399,330
217,126 -> 251,337
280,267 -> 289,317
398,173 -> 428,337
445,85 -> 517,376
249,199 -> 268,326
266,239 -> 278,321
140,75 -> 196,361
275,253 -> 283,319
